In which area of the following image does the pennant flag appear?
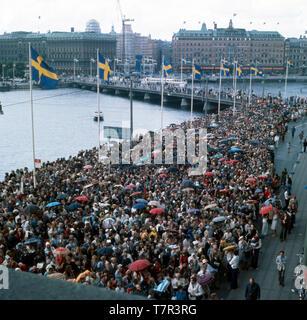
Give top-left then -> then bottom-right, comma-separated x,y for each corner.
287,60 -> 294,68
193,64 -> 201,80
98,53 -> 112,82
181,57 -> 192,65
30,46 -> 58,89
250,65 -> 263,77
163,58 -> 172,78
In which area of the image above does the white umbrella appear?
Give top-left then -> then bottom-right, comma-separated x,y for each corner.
204,204 -> 217,210
103,217 -> 116,229
148,200 -> 160,206
212,216 -> 227,223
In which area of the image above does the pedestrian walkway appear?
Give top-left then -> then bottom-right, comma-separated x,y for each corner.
217,118 -> 307,300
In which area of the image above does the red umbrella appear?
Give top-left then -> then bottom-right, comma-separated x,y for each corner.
260,206 -> 273,215
83,165 -> 93,170
258,175 -> 268,179
130,191 -> 142,197
218,158 -> 225,162
129,259 -> 150,271
204,172 -> 214,176
125,184 -> 136,189
246,178 -> 257,183
219,189 -> 229,193
53,247 -> 70,256
159,174 -> 168,178
76,196 -> 88,202
150,208 -> 164,215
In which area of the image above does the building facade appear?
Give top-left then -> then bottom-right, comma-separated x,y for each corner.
285,36 -> 307,74
172,20 -> 285,74
0,30 -> 116,76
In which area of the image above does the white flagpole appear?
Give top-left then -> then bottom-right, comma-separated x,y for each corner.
160,56 -> 164,132
181,59 -> 183,82
97,49 -> 101,155
218,58 -> 222,116
28,43 -> 37,188
248,66 -> 252,107
233,60 -> 237,116
90,60 -> 92,79
73,60 -> 76,81
284,61 -> 289,100
191,59 -> 194,126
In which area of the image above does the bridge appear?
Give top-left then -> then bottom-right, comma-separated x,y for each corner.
67,80 -> 243,111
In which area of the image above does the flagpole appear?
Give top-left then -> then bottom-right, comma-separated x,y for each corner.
181,59 -> 183,82
233,60 -> 237,116
248,66 -> 252,107
28,42 -> 37,188
218,58 -> 222,116
73,60 -> 76,81
284,61 -> 289,100
191,59 -> 194,126
97,49 -> 101,155
160,56 -> 164,132
90,60 -> 92,79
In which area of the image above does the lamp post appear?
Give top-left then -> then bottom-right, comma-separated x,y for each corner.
13,63 -> 16,85
129,74 -> 134,148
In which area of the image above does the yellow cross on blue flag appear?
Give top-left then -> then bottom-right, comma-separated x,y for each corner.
91,58 -> 96,63
234,60 -> 243,77
181,57 -> 192,65
220,58 -> 230,76
115,57 -> 122,64
98,52 -> 112,82
250,65 -> 263,77
193,64 -> 201,80
30,46 -> 58,89
287,60 -> 294,68
74,58 -> 79,63
163,58 -> 172,78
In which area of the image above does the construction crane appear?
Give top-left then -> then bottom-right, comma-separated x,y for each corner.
116,0 -> 134,65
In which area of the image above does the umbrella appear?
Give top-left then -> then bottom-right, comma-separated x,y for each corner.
76,196 -> 88,202
132,203 -> 146,210
53,247 -> 70,256
181,187 -> 194,192
218,158 -> 225,162
255,188 -> 263,193
228,137 -> 236,141
150,208 -> 164,215
187,209 -> 200,214
83,184 -> 94,189
304,186 -> 307,190
258,175 -> 268,179
197,274 -> 213,285
168,167 -> 179,173
103,217 -> 116,229
215,154 -> 223,159
204,204 -> 217,210
260,206 -> 273,215
73,163 -> 83,168
130,191 -> 142,197
228,148 -> 244,153
129,259 -> 150,271
264,198 -> 275,206
97,247 -> 113,256
56,193 -> 68,200
125,184 -> 136,189
83,165 -> 93,170
181,180 -> 195,188
24,204 -> 40,214
246,178 -> 257,184
148,200 -> 160,206
25,238 -> 40,245
66,202 -> 81,211
113,184 -> 123,188
159,174 -> 168,178
204,172 -> 214,177
135,199 -> 148,204
46,202 -> 61,208
212,216 -> 227,223
219,189 -> 229,193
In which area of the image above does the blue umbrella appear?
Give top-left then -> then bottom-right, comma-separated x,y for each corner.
212,216 -> 227,223
168,167 -> 179,172
25,238 -> 40,245
181,180 -> 195,188
228,137 -> 236,141
46,202 -> 61,208
66,202 -> 81,211
304,186 -> 307,190
56,193 -> 68,200
187,209 -> 200,214
132,203 -> 146,210
250,140 -> 260,145
255,188 -> 263,193
135,199 -> 148,204
228,148 -> 244,153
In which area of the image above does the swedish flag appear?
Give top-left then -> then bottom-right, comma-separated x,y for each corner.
30,46 -> 58,89
234,60 -> 243,77
250,65 -> 263,77
144,56 -> 150,63
181,57 -> 192,65
221,58 -> 229,66
163,58 -> 172,78
193,64 -> 201,80
90,58 -> 96,63
73,58 -> 79,63
287,60 -> 294,68
115,57 -> 122,64
98,53 -> 112,82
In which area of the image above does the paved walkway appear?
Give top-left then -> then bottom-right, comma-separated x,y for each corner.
217,117 -> 307,300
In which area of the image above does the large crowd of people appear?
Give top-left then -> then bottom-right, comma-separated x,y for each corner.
0,95 -> 306,299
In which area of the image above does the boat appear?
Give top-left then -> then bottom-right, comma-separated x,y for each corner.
93,112 -> 104,122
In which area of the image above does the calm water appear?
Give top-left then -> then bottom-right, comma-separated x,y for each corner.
0,88 -> 202,180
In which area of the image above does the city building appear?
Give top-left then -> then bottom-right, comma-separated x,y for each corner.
285,36 -> 307,74
0,27 -> 116,76
172,20 -> 285,74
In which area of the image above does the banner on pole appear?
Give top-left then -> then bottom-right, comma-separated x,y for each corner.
34,159 -> 41,169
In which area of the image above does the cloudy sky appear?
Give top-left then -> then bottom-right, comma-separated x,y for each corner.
1,0 -> 306,40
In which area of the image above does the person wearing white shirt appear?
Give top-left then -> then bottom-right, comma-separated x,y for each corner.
229,250 -> 239,290
188,277 -> 204,300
